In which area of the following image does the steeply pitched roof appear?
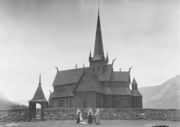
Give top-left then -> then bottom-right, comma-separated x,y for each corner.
131,78 -> 142,96
53,68 -> 84,86
52,65 -> 131,86
93,11 -> 104,61
74,70 -> 104,94
53,65 -> 113,86
30,75 -> 47,103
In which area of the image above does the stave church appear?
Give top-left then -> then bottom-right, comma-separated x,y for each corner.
48,11 -> 142,108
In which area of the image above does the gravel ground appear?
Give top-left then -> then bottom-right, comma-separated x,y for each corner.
0,120 -> 179,127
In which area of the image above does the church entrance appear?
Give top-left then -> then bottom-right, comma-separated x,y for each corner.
36,103 -> 41,120
28,101 -> 48,121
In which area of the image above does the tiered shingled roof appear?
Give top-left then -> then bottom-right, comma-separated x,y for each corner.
52,65 -> 130,86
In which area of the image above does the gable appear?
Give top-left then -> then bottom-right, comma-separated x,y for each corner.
76,75 -> 95,92
74,71 -> 104,94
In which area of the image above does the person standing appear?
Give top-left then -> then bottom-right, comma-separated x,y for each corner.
87,108 -> 93,124
76,108 -> 83,124
94,108 -> 101,125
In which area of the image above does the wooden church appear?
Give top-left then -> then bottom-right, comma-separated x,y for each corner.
48,11 -> 142,108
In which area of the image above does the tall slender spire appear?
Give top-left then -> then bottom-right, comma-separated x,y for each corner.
93,5 -> 105,61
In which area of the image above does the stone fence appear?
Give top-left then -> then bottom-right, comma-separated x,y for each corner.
0,108 -> 180,122
0,108 -> 29,122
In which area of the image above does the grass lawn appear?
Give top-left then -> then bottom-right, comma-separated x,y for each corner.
0,120 -> 180,127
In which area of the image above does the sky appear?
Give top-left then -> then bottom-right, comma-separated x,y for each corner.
0,0 -> 179,103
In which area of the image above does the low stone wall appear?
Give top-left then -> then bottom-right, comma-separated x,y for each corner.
44,108 -> 180,121
0,108 -> 29,122
100,109 -> 180,121
0,108 -> 180,122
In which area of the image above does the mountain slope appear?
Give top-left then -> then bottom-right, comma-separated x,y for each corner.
0,92 -> 26,110
0,92 -> 15,110
139,74 -> 180,109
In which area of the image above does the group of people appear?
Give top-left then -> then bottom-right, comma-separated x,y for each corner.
76,108 -> 101,125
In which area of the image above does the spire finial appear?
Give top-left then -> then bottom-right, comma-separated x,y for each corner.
129,66 -> 133,72
39,74 -> 41,86
98,0 -> 100,12
54,66 -> 59,72
112,58 -> 116,65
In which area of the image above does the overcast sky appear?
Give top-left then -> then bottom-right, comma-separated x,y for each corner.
0,0 -> 179,103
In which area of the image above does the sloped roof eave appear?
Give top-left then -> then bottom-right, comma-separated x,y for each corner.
30,84 -> 48,103
52,65 -> 113,86
132,89 -> 142,96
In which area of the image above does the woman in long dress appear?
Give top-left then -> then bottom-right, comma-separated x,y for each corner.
94,108 -> 100,125
87,108 -> 93,124
76,108 -> 83,124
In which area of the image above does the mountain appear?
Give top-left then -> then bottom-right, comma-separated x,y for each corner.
139,74 -> 180,109
0,92 -> 14,110
0,92 -> 26,110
